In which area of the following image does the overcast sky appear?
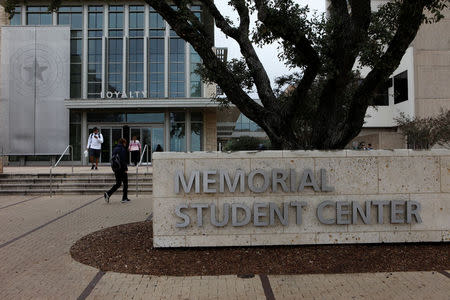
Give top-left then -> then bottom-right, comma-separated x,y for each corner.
214,1 -> 326,93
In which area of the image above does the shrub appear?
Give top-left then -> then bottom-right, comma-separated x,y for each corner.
395,110 -> 450,149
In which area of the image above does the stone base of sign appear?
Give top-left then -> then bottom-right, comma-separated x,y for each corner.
152,150 -> 450,248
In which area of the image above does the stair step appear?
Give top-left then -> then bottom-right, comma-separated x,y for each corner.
0,173 -> 153,179
0,178 -> 152,184
0,183 -> 152,190
0,188 -> 153,195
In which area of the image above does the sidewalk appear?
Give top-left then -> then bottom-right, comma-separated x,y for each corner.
0,194 -> 448,299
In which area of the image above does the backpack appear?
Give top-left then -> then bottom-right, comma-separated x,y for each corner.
110,153 -> 122,172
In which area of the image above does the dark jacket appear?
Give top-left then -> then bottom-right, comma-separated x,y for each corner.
112,144 -> 128,172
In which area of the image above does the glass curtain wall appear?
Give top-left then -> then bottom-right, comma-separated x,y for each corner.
169,32 -> 186,98
10,7 -> 21,25
128,5 -> 145,97
190,6 -> 202,97
69,112 -> 82,160
108,5 -> 124,94
170,112 -> 186,151
149,8 -> 165,98
26,6 -> 52,25
15,4 -> 206,101
191,112 -> 203,151
88,6 -> 103,98
58,6 -> 83,98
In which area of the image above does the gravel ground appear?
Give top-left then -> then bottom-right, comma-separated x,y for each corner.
70,221 -> 450,276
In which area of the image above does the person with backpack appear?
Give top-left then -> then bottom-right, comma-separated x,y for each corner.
104,138 -> 130,203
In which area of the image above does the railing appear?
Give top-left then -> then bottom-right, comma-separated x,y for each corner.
50,145 -> 74,197
136,144 -> 149,197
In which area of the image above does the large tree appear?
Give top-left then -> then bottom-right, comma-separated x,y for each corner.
6,0 -> 448,149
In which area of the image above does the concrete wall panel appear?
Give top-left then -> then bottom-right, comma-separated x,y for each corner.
153,150 -> 450,247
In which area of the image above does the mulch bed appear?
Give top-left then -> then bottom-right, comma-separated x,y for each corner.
70,221 -> 450,276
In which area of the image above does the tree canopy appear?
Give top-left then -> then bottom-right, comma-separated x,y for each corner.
5,0 -> 448,149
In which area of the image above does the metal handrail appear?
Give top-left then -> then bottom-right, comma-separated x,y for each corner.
50,145 -> 73,197
136,144 -> 149,197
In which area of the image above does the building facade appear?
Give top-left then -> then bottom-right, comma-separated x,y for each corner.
0,1 -> 448,164
348,1 -> 450,149
0,1 -> 219,165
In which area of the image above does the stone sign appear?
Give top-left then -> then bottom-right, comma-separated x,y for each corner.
152,150 -> 450,247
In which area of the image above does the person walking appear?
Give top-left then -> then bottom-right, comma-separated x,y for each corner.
87,127 -> 103,170
129,136 -> 141,166
104,138 -> 130,203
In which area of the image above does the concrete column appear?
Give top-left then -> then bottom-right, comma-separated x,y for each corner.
186,110 -> 191,152
185,42 -> 190,97
144,4 -> 149,97
82,5 -> 88,99
204,109 -> 217,151
21,4 -> 26,25
123,4 -> 129,94
52,10 -> 57,25
81,112 -> 88,165
164,21 -> 169,98
101,5 -> 109,98
164,111 -> 170,151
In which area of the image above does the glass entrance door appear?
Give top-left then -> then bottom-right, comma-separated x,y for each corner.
129,126 -> 164,163
89,126 -> 123,163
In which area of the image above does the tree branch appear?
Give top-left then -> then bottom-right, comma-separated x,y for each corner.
145,0 -> 268,123
254,0 -> 321,112
343,0 -> 434,143
254,0 -> 320,67
199,0 -> 277,110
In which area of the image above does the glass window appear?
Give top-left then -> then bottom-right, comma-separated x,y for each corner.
88,6 -> 104,99
191,5 -> 202,21
170,112 -> 186,152
373,78 -> 391,106
127,113 -> 165,123
128,6 -> 144,97
190,46 -> 202,97
88,5 -> 103,29
129,5 -> 144,30
108,6 -> 124,94
169,38 -> 186,98
70,111 -> 81,160
10,7 -> 21,25
27,6 -> 52,25
149,38 -> 165,98
149,9 -> 165,37
191,112 -> 203,151
108,38 -> 123,93
87,113 -> 126,123
148,9 -> 166,99
58,6 -> 83,98
394,71 -> 408,104
234,114 -> 262,132
109,5 -> 123,29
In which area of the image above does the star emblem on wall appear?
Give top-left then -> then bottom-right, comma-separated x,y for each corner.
24,60 -> 48,82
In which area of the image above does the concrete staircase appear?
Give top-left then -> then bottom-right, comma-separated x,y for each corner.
0,172 -> 152,195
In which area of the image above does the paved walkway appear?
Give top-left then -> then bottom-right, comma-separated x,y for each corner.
0,194 -> 449,299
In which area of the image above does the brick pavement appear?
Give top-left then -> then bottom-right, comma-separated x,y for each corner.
0,194 -> 449,300
269,272 -> 450,300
